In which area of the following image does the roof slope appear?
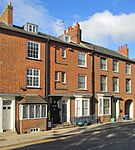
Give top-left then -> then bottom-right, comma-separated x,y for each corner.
81,41 -> 134,62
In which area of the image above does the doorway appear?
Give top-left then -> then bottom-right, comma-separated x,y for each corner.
3,100 -> 12,130
125,100 -> 133,119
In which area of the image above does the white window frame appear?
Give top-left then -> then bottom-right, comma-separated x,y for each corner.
78,74 -> 87,90
78,52 -> 87,67
113,60 -> 119,72
19,104 -> 47,120
126,63 -> 131,74
62,72 -> 66,84
101,57 -> 107,70
101,75 -> 107,92
75,98 -> 90,117
55,71 -> 59,82
62,48 -> 66,58
26,68 -> 40,88
28,24 -> 37,33
113,77 -> 119,92
126,79 -> 131,93
27,41 -> 40,60
98,97 -> 111,116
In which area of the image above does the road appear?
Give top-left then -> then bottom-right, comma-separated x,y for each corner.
14,124 -> 135,150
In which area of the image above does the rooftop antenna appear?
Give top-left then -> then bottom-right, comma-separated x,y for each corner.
56,20 -> 64,32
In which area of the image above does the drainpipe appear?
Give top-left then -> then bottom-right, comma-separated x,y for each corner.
91,46 -> 95,116
45,37 -> 50,99
45,37 -> 51,129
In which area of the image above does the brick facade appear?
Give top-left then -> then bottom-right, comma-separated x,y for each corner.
0,3 -> 135,134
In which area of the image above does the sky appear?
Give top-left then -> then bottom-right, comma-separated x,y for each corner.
0,0 -> 135,58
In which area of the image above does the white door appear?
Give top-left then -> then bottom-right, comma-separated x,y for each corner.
129,101 -> 133,119
3,101 -> 12,130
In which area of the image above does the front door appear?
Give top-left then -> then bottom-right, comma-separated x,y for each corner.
112,100 -> 116,118
3,101 -> 12,130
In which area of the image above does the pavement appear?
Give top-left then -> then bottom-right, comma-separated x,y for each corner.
0,120 -> 135,150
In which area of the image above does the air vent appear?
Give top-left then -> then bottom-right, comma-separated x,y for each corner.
24,22 -> 38,34
30,128 -> 40,133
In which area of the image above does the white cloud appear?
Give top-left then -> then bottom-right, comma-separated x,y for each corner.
79,11 -> 135,46
0,0 -> 61,35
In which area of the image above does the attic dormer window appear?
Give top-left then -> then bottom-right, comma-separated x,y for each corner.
24,23 -> 38,34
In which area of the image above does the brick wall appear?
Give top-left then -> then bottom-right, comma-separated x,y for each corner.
0,29 -> 45,97
19,118 -> 47,134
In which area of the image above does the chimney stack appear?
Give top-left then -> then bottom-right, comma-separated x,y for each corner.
63,22 -> 82,44
0,2 -> 13,25
118,44 -> 129,57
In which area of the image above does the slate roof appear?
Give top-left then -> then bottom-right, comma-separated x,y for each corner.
19,94 -> 47,104
0,21 -> 134,63
0,22 -> 85,49
81,41 -> 135,63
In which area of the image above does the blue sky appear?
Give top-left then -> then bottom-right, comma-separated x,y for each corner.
0,0 -> 135,58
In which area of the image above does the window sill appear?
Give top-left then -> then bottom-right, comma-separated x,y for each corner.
20,117 -> 47,120
113,71 -> 119,74
113,91 -> 119,93
55,81 -> 60,83
26,87 -> 42,89
55,88 -> 68,90
100,69 -> 108,72
77,89 -> 88,91
98,114 -> 111,116
126,73 -> 131,75
62,82 -> 66,85
126,92 -> 132,94
78,65 -> 88,69
26,57 -> 42,61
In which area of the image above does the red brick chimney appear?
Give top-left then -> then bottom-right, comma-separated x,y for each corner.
64,22 -> 82,44
118,44 -> 129,57
0,2 -> 13,25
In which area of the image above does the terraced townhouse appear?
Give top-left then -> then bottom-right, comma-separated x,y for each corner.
0,3 -> 135,133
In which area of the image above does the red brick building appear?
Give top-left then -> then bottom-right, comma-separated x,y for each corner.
0,3 -> 135,133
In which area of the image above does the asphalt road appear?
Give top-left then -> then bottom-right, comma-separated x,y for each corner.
14,124 -> 135,150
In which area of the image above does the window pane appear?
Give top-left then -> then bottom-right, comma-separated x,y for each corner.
76,100 -> 80,116
78,74 -> 86,89
41,105 -> 46,117
101,76 -> 107,91
36,105 -> 40,118
103,99 -> 110,115
29,105 -> 34,118
82,100 -> 88,116
101,58 -> 107,70
78,52 -> 86,66
62,48 -> 66,58
26,69 -> 40,87
27,41 -> 40,59
55,71 -> 59,81
23,105 -> 28,119
62,72 -> 66,83
113,77 -> 119,92
99,99 -> 102,115
126,79 -> 131,93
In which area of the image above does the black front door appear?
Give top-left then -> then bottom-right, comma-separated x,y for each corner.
52,100 -> 60,124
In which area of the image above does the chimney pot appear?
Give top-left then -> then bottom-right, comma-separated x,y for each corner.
68,27 -> 70,31
64,30 -> 66,34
